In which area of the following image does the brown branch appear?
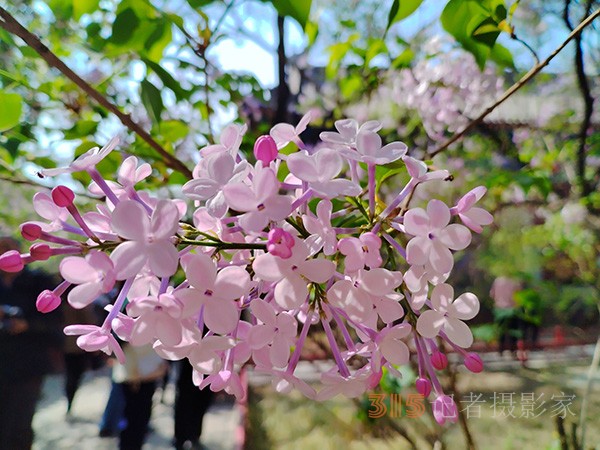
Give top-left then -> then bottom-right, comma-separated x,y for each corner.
563,0 -> 595,197
0,7 -> 193,179
429,7 -> 600,158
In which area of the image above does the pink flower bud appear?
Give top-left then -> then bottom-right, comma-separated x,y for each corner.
267,228 -> 295,259
432,395 -> 458,425
30,243 -> 52,261
253,135 -> 278,165
464,352 -> 483,373
0,250 -> 24,273
21,223 -> 42,241
36,290 -> 61,313
415,377 -> 432,397
51,185 -> 75,207
430,351 -> 448,370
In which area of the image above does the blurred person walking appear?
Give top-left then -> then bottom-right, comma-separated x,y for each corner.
112,342 -> 167,450
0,237 -> 62,450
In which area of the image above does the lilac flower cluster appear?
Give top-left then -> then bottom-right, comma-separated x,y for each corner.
0,114 -> 492,423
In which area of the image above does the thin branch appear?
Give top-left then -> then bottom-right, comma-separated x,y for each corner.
0,7 -> 193,179
429,7 -> 600,158
511,34 -> 540,64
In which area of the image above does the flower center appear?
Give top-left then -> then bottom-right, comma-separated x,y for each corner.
257,203 -> 265,211
204,289 -> 213,296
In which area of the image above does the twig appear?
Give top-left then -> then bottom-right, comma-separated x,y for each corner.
429,8 -> 600,158
0,7 -> 193,179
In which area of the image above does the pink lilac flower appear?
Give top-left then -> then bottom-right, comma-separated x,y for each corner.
270,111 -> 312,149
223,163 -> 292,233
31,192 -> 70,232
338,232 -> 382,273
63,324 -> 125,363
302,199 -> 337,256
199,123 -> 247,158
416,283 -> 479,348
373,323 -> 412,368
253,240 -> 335,309
40,136 -> 120,177
454,186 -> 493,233
248,299 -> 297,368
175,253 -> 250,334
337,130 -> 407,165
287,148 -> 361,198
404,199 -> 471,274
183,152 -> 250,218
319,119 -> 382,147
127,291 -> 184,346
60,251 -> 116,309
110,199 -> 180,279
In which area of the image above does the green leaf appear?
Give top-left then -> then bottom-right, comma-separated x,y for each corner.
489,42 -> 515,68
142,58 -> 189,101
305,20 -> 319,46
63,120 -> 98,139
268,0 -> 312,29
186,0 -> 216,8
391,48 -> 414,68
109,8 -> 140,45
141,79 -> 164,125
386,0 -> 424,31
0,91 -> 23,132
73,0 -> 99,20
441,0 -> 511,69
144,19 -> 172,62
160,120 -> 189,142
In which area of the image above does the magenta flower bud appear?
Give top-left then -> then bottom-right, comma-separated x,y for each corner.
267,228 -> 295,259
21,222 -> 42,241
415,377 -> 432,397
464,352 -> 483,373
432,395 -> 458,425
51,185 -> 75,207
430,351 -> 448,370
30,243 -> 52,261
0,250 -> 24,273
253,135 -> 278,165
36,289 -> 61,313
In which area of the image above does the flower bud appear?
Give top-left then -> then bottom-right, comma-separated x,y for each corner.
36,290 -> 61,313
432,395 -> 458,425
430,351 -> 448,370
267,228 -> 295,259
0,250 -> 24,273
21,222 -> 42,241
253,135 -> 278,165
415,377 -> 432,397
30,243 -> 51,261
51,185 -> 75,207
464,352 -> 483,373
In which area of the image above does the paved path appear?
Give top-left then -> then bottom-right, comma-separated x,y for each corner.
33,369 -> 239,450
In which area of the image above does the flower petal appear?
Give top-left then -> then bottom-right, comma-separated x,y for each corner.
416,310 -> 445,339
274,275 -> 308,309
437,224 -> 471,250
427,199 -> 450,229
111,200 -> 149,240
443,317 -> 473,348
449,292 -> 479,320
110,241 -> 148,280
